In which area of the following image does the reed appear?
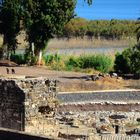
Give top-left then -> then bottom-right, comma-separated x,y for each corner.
47,37 -> 136,50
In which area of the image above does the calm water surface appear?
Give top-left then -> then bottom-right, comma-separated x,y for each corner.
46,46 -> 128,56
16,46 -> 128,56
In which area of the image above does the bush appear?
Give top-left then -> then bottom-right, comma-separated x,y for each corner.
114,48 -> 132,74
130,43 -> 140,74
65,56 -> 82,68
114,43 -> 140,74
44,53 -> 61,65
44,54 -> 113,73
79,55 -> 113,73
10,54 -> 26,65
65,54 -> 113,73
10,51 -> 37,65
24,49 -> 37,65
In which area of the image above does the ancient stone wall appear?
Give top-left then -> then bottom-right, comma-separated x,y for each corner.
0,79 -> 25,131
0,78 -> 59,137
1,78 -> 140,139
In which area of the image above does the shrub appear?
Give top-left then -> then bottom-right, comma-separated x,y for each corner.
114,48 -> 132,74
50,60 -> 66,71
79,55 -> 113,73
114,43 -> 140,74
65,56 -> 82,68
44,54 -> 113,73
131,43 -> 140,74
10,50 -> 37,65
44,53 -> 61,65
65,54 -> 113,73
44,54 -> 54,64
24,49 -> 37,65
10,54 -> 26,65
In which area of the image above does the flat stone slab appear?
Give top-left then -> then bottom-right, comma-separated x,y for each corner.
58,90 -> 140,103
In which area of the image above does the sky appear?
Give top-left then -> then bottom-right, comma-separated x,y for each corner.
75,0 -> 140,20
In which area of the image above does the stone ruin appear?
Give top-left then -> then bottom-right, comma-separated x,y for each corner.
0,78 -> 59,137
1,77 -> 140,140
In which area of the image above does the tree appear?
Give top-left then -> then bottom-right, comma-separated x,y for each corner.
0,0 -> 91,61
136,18 -> 140,42
84,0 -> 92,5
63,18 -> 88,39
0,0 -> 21,59
130,43 -> 140,74
23,0 -> 76,65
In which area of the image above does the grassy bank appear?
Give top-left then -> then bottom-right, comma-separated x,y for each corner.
44,53 -> 114,73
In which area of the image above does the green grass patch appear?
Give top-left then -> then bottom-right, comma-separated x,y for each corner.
79,54 -> 113,73
44,53 -> 114,73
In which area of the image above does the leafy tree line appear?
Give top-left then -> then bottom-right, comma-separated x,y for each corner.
62,18 -> 137,40
0,0 -> 21,59
0,0 -> 93,63
0,0 -> 76,64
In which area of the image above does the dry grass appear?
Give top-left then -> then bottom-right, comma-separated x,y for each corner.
47,37 -> 136,50
0,33 -> 136,53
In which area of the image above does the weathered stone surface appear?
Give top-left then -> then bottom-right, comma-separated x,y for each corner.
58,91 -> 140,103
0,78 -> 59,137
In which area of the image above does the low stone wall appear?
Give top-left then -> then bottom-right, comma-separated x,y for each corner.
58,102 -> 140,112
0,79 -> 25,131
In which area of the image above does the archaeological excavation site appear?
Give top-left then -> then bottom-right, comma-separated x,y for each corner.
0,76 -> 140,140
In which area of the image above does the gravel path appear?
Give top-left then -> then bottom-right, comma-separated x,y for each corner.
57,90 -> 140,103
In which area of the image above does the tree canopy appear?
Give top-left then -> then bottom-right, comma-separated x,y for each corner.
23,0 -> 76,54
0,0 -> 77,61
84,0 -> 92,5
62,18 -> 136,40
0,0 -> 21,58
136,19 -> 140,42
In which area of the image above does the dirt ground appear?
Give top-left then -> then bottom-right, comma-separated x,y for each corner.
0,66 -> 139,92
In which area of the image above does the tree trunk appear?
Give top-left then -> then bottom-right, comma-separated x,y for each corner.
38,50 -> 42,66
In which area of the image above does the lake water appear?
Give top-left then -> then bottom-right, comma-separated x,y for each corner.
46,46 -> 128,56
16,46 -> 128,56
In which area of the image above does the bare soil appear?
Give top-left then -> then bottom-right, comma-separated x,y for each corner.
0,65 -> 139,92
58,103 -> 140,112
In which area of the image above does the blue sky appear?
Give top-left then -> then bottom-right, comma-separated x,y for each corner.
75,0 -> 140,20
